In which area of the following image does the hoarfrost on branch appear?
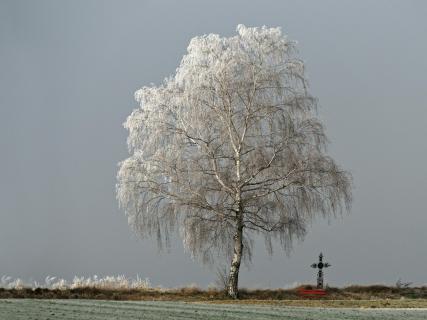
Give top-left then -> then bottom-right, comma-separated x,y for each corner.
117,25 -> 351,296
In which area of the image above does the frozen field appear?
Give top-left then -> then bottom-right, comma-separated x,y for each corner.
1,299 -> 427,320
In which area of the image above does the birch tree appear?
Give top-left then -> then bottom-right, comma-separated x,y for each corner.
117,25 -> 352,298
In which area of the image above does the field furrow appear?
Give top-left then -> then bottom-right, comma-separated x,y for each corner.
1,299 -> 427,320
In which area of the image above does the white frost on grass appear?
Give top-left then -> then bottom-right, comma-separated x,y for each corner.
0,275 -> 151,290
282,281 -> 301,289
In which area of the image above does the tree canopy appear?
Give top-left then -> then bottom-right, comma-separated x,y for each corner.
117,25 -> 352,298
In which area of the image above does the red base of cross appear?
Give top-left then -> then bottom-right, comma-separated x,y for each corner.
298,288 -> 327,296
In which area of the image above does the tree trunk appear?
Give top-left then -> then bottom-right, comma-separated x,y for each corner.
227,222 -> 243,299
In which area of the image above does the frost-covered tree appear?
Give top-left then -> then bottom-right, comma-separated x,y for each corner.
117,25 -> 352,298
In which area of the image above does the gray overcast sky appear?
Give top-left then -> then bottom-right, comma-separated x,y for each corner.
1,0 -> 426,288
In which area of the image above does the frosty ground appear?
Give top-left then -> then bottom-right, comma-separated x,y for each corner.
1,300 -> 427,320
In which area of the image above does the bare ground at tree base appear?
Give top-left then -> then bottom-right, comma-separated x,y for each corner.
1,285 -> 427,308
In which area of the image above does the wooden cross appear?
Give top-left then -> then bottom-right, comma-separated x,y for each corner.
311,252 -> 330,289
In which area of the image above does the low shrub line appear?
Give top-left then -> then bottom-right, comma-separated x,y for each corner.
1,285 -> 427,301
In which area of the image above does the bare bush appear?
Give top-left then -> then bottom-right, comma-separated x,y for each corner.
214,266 -> 230,292
396,278 -> 412,289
